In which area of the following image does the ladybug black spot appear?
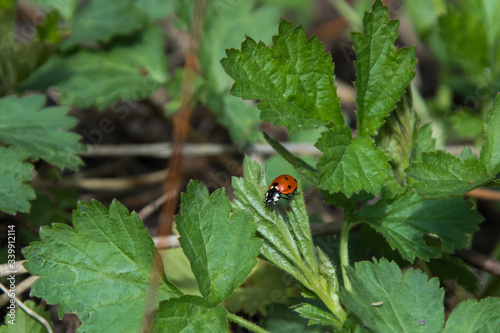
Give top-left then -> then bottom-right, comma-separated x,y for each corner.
287,185 -> 291,189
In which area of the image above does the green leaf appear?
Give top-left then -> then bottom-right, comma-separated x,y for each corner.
176,181 -> 261,305
0,9 -> 60,92
339,259 -> 444,332
135,0 -> 176,21
376,86 -> 417,184
200,0 -> 276,143
61,0 -> 146,49
206,94 -> 261,143
293,303 -> 341,327
406,149 -> 491,199
427,254 -> 480,294
22,200 -> 180,333
19,27 -> 167,110
262,304 -> 328,333
449,107 -> 486,140
231,156 -> 345,326
315,125 -> 391,197
0,146 -> 35,215
0,300 -> 53,333
443,297 -> 500,332
263,132 -> 320,182
480,95 -> 500,174
231,157 -> 311,288
221,19 -> 343,132
352,0 -> 417,137
224,261 -> 300,316
204,0 -> 277,94
153,295 -> 229,333
287,183 -> 319,282
439,0 -> 500,87
411,123 -> 436,163
354,191 -> 482,261
0,94 -> 84,170
29,0 -> 79,20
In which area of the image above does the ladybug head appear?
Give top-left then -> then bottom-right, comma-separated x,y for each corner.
264,187 -> 281,206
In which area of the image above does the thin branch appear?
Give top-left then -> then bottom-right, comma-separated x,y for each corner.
327,0 -> 362,30
82,142 -> 480,160
33,170 -> 166,191
454,249 -> 500,277
82,142 -> 322,158
466,188 -> 500,201
0,260 -> 28,278
138,191 -> 176,221
152,235 -> 180,250
0,279 -> 52,333
0,275 -> 38,308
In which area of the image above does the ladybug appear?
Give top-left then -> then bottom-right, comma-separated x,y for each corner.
264,174 -> 298,206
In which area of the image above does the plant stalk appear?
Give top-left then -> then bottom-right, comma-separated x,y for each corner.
293,245 -> 346,325
340,218 -> 354,292
227,312 -> 269,333
315,288 -> 347,326
328,0 -> 362,30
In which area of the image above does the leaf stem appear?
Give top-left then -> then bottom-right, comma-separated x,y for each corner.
327,0 -> 362,30
298,259 -> 347,324
315,288 -> 346,326
227,312 -> 269,333
340,217 -> 354,292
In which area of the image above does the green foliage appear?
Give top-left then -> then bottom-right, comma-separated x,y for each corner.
292,302 -> 340,327
13,0 -> 500,331
261,304 -> 329,333
315,125 -> 391,197
480,96 -> 500,174
0,93 -> 83,215
0,146 -> 35,214
232,156 -> 345,329
0,300 -> 53,333
29,0 -> 79,21
407,149 -> 490,198
217,1 -> 499,328
0,94 -> 84,169
175,181 -> 261,305
221,19 -> 343,132
224,262 -> 299,316
263,132 -> 319,183
352,0 -> 417,137
153,296 -> 229,333
161,247 -> 200,296
60,0 -> 146,49
0,7 -> 62,92
354,191 -> 482,261
442,298 -> 500,332
19,27 -> 167,109
407,95 -> 500,198
439,0 -> 500,87
340,259 -> 445,332
427,255 -> 480,294
22,200 -> 181,332
376,87 -> 418,184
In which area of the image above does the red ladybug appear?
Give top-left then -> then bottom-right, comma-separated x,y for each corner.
264,174 -> 298,206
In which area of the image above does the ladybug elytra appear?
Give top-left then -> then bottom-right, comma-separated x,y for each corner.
264,174 -> 298,206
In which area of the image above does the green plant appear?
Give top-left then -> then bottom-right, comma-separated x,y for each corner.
2,0 -> 500,332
